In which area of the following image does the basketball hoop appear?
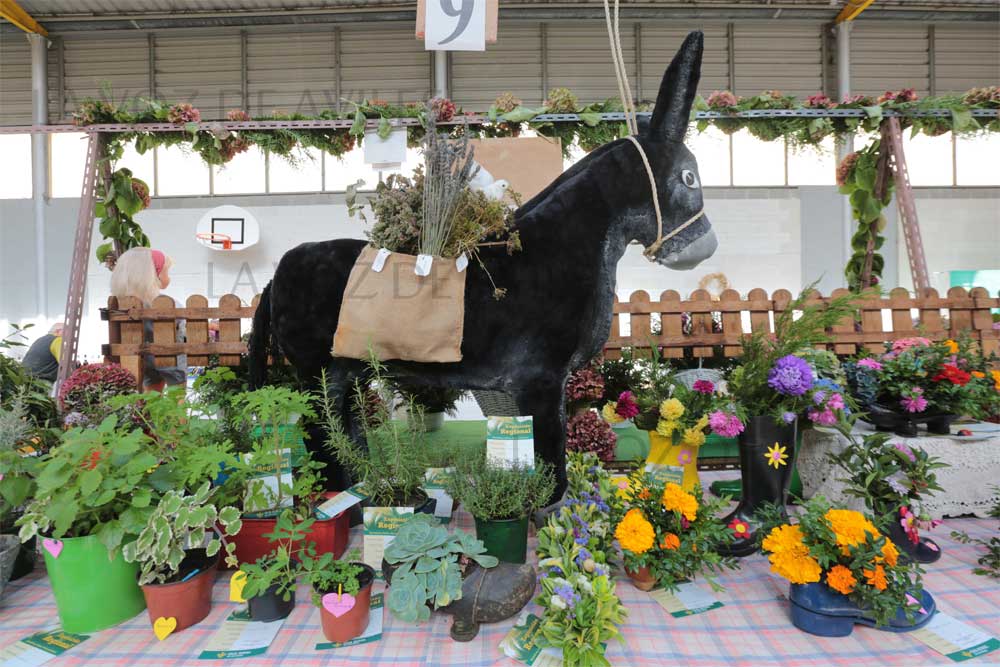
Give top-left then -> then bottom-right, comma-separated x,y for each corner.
196,232 -> 233,250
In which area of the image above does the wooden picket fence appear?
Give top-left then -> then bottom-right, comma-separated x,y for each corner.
103,287 -> 1000,385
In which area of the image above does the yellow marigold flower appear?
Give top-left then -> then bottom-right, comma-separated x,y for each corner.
769,550 -> 822,584
656,419 -> 678,437
602,402 -> 624,424
660,532 -> 681,550
824,509 -> 880,551
881,540 -> 899,567
661,483 -> 698,521
944,339 -> 959,354
681,426 -> 706,448
615,508 -> 655,554
826,564 -> 857,595
762,524 -> 808,556
659,398 -> 685,421
863,565 -> 888,591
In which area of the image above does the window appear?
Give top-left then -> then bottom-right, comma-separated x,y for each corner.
685,126 -> 730,186
157,145 -> 210,196
904,133 -> 953,186
731,129 -> 785,186
269,147 -> 323,193
955,133 -> 1000,186
50,132 -> 88,198
213,146 -> 266,195
0,134 -> 31,198
787,137 -> 836,186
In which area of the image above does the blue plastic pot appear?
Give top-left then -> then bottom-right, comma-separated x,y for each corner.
789,582 -> 936,637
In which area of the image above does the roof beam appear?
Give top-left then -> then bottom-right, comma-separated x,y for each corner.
1,0 -> 48,36
836,0 -> 877,23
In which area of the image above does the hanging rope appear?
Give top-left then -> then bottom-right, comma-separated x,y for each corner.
602,0 -> 638,135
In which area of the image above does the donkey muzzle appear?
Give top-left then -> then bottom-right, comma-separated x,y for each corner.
660,226 -> 718,270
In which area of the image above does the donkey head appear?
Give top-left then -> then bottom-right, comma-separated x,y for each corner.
631,31 -> 717,270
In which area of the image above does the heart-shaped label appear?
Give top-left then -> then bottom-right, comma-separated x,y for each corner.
322,592 -> 357,618
42,538 -> 63,559
229,571 -> 247,603
153,616 -> 177,641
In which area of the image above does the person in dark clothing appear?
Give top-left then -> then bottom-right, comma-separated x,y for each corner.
21,323 -> 63,383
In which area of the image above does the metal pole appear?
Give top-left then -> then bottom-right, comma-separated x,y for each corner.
835,22 -> 854,276
433,50 -> 447,99
28,32 -> 48,319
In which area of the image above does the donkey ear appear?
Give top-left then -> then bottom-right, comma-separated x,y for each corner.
647,31 -> 704,142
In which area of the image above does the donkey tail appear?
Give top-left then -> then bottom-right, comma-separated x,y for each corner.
248,281 -> 273,389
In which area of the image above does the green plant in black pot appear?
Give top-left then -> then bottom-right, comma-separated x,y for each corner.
240,509 -> 312,621
321,362 -> 430,511
444,457 -> 555,563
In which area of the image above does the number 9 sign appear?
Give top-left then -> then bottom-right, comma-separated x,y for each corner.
422,0 -> 488,51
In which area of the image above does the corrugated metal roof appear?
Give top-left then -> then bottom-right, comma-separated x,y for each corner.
16,0 -> 1000,18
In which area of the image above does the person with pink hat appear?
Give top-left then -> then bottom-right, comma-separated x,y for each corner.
110,247 -> 186,391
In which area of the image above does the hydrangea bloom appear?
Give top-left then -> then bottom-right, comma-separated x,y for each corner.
767,355 -> 814,396
858,358 -> 883,371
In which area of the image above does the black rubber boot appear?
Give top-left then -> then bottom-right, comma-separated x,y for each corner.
718,416 -> 797,557
887,521 -> 943,564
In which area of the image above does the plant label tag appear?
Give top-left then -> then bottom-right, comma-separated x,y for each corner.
229,571 -> 248,603
0,630 -> 90,665
911,612 -> 1000,662
455,253 -> 469,273
486,416 -> 535,469
414,254 -> 433,277
363,507 -> 414,575
41,539 -> 63,559
197,610 -> 285,659
322,592 -> 357,618
424,468 -> 455,521
500,612 -> 566,666
371,248 -> 391,273
153,617 -> 177,641
650,582 -> 724,618
314,484 -> 368,520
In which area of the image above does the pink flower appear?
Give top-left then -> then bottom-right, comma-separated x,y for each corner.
615,391 -> 640,420
893,442 -> 917,462
692,379 -> 715,394
708,411 -> 744,438
167,102 -> 201,124
900,387 -> 927,413
706,90 -> 739,108
226,109 -> 251,122
805,93 -> 835,109
857,358 -> 883,371
677,448 -> 693,465
807,407 -> 837,425
892,337 -> 932,353
827,393 -> 845,411
900,506 -> 920,544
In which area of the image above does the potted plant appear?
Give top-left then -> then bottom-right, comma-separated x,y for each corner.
384,514 -> 534,641
614,470 -> 737,592
760,496 -> 935,636
15,416 -> 163,632
721,288 -> 858,556
239,509 -> 312,621
1,396 -> 39,596
122,483 -> 242,635
391,381 -> 464,432
565,410 -> 617,463
57,362 -> 138,428
828,428 -> 947,564
597,349 -> 644,405
846,337 -> 984,437
302,548 -> 376,643
565,365 -> 605,415
321,363 -> 434,513
444,457 -> 555,563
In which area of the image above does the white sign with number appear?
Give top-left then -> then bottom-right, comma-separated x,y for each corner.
425,0 -> 486,51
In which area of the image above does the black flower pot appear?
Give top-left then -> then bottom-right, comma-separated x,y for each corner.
865,402 -> 956,438
247,583 -> 296,622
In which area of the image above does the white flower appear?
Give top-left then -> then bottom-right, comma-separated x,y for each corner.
550,595 -> 567,610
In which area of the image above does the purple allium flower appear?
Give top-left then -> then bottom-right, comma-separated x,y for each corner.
693,379 -> 715,394
893,442 -> 917,462
858,358 -> 883,371
768,355 -> 814,396
782,412 -> 797,424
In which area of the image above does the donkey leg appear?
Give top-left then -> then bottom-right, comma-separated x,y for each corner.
311,360 -> 366,492
513,378 -> 568,503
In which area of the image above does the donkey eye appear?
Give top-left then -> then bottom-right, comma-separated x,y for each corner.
681,170 -> 699,189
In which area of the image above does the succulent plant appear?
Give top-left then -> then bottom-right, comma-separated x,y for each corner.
384,514 -> 498,623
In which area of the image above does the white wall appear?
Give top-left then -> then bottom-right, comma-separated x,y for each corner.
2,187 -> 998,362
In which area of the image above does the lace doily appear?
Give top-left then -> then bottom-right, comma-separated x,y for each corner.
797,423 -> 1000,520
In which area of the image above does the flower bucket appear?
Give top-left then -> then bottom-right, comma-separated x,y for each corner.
625,565 -> 656,592
317,563 -> 376,643
474,515 -> 529,564
229,501 -> 350,567
646,431 -> 701,492
248,582 -> 296,622
789,582 -> 936,637
43,534 -> 146,633
141,550 -> 218,634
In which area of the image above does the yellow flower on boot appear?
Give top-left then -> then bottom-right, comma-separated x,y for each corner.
764,443 -> 789,469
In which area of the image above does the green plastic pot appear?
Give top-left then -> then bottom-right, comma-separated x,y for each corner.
43,535 -> 146,633
474,515 -> 529,564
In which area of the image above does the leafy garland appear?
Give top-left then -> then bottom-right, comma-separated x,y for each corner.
838,140 -> 893,292
74,86 -> 999,266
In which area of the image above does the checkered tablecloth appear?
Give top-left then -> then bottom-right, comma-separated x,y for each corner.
2,491 -> 999,666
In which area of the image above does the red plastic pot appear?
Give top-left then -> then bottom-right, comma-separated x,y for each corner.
317,564 -> 375,643
141,550 -> 218,633
229,496 -> 350,566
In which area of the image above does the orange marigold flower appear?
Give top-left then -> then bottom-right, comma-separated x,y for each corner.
864,565 -> 888,591
762,524 -> 807,555
769,550 -> 822,584
826,565 -> 857,595
881,540 -> 899,567
637,488 -> 651,500
944,339 -> 959,354
615,508 -> 656,554
825,509 -> 880,550
971,371 -> 985,379
661,483 -> 698,521
660,532 -> 681,550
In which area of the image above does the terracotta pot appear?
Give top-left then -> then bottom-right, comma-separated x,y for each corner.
141,549 -> 218,633
317,563 -> 376,643
625,565 -> 656,592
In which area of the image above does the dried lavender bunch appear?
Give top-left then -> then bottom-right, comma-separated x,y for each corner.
420,108 -> 476,258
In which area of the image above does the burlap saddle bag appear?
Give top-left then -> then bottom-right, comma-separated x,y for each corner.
331,246 -> 467,363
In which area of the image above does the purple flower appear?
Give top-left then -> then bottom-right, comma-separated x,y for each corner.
900,390 -> 927,413
858,358 -> 883,371
554,583 -> 581,609
768,355 -> 814,396
574,548 -> 593,567
693,379 -> 715,394
782,412 -> 797,424
886,472 -> 909,495
813,390 -> 826,405
893,442 -> 917,462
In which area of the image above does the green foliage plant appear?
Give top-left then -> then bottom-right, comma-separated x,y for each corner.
839,141 -> 893,292
0,397 -> 38,526
122,482 -> 241,585
383,514 -> 498,623
443,457 -> 555,522
301,548 -> 365,607
240,509 -> 315,602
